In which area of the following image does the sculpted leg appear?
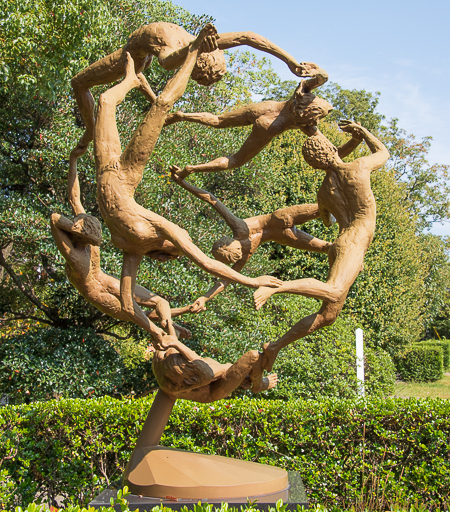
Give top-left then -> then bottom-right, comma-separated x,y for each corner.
208,350 -> 277,401
120,252 -> 167,345
121,24 -> 218,171
94,53 -> 140,169
253,277 -> 344,310
262,297 -> 346,373
72,49 -> 128,151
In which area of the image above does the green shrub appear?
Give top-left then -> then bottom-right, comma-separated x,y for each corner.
1,298 -> 395,404
416,339 -> 450,370
6,501 -> 442,512
189,293 -> 394,401
1,397 -> 450,510
0,327 -> 155,404
397,345 -> 443,382
269,337 -> 395,400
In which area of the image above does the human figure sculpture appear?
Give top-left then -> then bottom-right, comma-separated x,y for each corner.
170,169 -> 332,313
165,75 -> 347,179
72,21 -> 318,152
51,152 -> 192,346
50,213 -> 193,342
152,337 -> 278,402
93,27 -> 282,339
251,121 -> 389,380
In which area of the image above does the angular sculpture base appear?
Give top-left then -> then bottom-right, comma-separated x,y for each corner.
123,445 -> 289,500
90,471 -> 308,511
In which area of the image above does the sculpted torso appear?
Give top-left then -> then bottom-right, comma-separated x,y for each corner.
64,246 -> 127,319
127,22 -> 194,62
318,161 -> 376,234
96,163 -> 175,255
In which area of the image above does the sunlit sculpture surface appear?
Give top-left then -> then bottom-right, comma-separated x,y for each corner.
51,20 -> 389,503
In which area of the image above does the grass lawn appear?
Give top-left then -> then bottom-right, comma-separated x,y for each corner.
394,372 -> 450,398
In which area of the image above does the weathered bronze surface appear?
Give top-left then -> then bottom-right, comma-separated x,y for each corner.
50,20 -> 389,499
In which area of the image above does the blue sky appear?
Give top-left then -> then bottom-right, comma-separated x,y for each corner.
176,0 -> 450,235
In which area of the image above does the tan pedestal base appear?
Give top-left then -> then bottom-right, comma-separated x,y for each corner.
123,445 -> 288,500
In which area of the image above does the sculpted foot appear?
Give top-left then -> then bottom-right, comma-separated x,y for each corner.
260,373 -> 278,391
123,52 -> 141,89
253,286 -> 276,310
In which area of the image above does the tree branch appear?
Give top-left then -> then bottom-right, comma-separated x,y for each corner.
0,250 -> 62,325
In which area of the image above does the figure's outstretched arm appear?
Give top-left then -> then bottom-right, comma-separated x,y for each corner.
216,31 -> 315,78
339,120 -> 389,170
67,148 -> 86,217
165,102 -> 257,128
170,168 -> 248,235
159,221 -> 282,289
337,134 -> 363,159
50,214 -> 77,263
190,255 -> 251,313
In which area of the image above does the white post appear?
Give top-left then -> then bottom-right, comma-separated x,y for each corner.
355,328 -> 365,396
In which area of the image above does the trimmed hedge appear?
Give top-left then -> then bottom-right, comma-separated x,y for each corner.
417,340 -> 450,370
0,325 -> 396,405
396,345 -> 443,382
1,397 -> 450,510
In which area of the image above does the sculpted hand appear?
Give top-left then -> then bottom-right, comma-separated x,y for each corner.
170,164 -> 191,181
339,119 -> 364,140
295,62 -> 321,77
254,276 -> 283,288
152,332 -> 179,351
197,23 -> 218,51
190,297 -> 207,313
201,34 -> 219,53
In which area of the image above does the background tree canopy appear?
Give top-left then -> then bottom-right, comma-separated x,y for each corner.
0,0 -> 448,402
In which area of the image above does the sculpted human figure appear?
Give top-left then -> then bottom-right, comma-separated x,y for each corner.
51,152 -> 192,347
72,21 -> 318,152
251,121 -> 390,380
94,26 -> 281,336
152,337 -> 278,402
170,169 -> 332,312
165,74 -> 353,179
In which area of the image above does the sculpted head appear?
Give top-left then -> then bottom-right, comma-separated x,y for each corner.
192,49 -> 227,86
152,349 -> 214,393
211,236 -> 243,265
302,132 -> 341,170
293,82 -> 333,126
71,214 -> 102,246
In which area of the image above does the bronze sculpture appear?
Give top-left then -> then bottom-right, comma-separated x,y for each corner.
93,30 -> 282,346
153,339 -> 277,402
72,22 -> 317,153
251,121 -> 389,381
170,169 -> 332,313
49,17 -> 391,500
166,76 -> 339,179
51,151 -> 193,346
